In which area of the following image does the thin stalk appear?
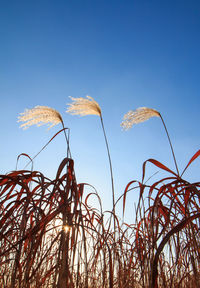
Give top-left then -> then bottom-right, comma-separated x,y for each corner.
159,114 -> 179,176
100,115 -> 116,219
100,114 -> 117,279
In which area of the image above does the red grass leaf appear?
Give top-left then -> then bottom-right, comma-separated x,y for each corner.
142,159 -> 178,182
123,181 -> 143,217
181,149 -> 200,176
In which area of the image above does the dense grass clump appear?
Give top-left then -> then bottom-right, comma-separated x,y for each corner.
0,151 -> 200,287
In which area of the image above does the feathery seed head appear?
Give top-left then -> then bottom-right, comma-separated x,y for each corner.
66,96 -> 101,116
121,107 -> 160,130
18,106 -> 63,130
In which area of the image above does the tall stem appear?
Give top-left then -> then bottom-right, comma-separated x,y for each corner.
159,114 -> 179,176
100,114 -> 116,277
100,115 -> 116,216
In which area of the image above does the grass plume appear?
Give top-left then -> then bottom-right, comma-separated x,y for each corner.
18,105 -> 71,159
121,107 -> 160,130
18,106 -> 63,130
66,96 -> 101,116
121,106 -> 180,176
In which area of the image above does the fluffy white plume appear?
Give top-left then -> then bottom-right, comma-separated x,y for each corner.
121,107 -> 160,130
18,106 -> 63,130
66,96 -> 101,116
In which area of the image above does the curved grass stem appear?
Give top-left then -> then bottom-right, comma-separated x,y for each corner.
100,115 -> 116,242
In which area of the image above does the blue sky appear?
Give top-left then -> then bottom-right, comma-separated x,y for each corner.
1,0 -> 200,220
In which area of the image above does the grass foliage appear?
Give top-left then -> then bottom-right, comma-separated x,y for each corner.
0,151 -> 200,287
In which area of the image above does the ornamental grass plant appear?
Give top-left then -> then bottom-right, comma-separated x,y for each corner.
0,102 -> 199,287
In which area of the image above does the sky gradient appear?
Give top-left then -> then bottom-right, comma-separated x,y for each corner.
1,0 -> 200,220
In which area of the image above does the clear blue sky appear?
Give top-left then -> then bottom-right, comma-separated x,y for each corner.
1,0 -> 200,220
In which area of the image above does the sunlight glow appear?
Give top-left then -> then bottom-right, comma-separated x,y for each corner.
63,224 -> 71,233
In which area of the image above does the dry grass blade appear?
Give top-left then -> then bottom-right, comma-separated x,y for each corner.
18,106 -> 63,130
121,107 -> 160,130
66,96 -> 101,116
